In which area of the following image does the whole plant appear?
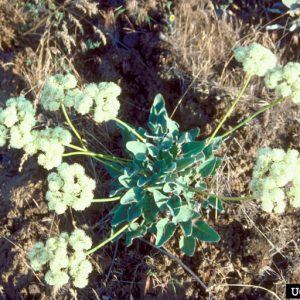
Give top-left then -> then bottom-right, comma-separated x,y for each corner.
1,42 -> 300,290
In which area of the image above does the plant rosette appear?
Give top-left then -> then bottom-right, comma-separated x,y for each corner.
108,94 -> 223,256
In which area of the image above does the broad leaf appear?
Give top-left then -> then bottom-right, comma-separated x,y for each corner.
176,156 -> 195,171
111,205 -> 129,226
153,190 -> 168,208
179,236 -> 196,256
155,218 -> 176,247
148,94 -> 168,135
173,206 -> 200,224
127,204 -> 142,221
192,220 -> 220,242
179,221 -> 192,236
198,157 -> 222,177
202,196 -> 224,212
166,195 -> 182,216
126,141 -> 148,161
126,223 -> 147,246
120,188 -> 143,205
181,141 -> 205,157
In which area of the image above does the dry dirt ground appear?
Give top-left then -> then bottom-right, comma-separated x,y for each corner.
1,1 -> 300,299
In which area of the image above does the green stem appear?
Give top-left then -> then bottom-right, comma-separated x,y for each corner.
200,191 -> 253,201
66,144 -> 86,151
63,151 -> 123,173
112,117 -> 146,143
92,196 -> 121,203
221,97 -> 285,139
207,75 -> 252,144
61,103 -> 87,150
177,182 -> 253,201
86,220 -> 136,255
63,151 -> 127,164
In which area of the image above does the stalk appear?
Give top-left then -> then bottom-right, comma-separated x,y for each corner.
221,97 -> 285,139
86,219 -> 137,255
92,196 -> 121,203
61,103 -> 87,150
112,117 -> 146,143
207,75 -> 252,144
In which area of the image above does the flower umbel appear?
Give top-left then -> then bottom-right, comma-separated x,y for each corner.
250,147 -> 300,213
28,230 -> 93,288
265,62 -> 300,103
234,43 -> 277,77
46,162 -> 96,214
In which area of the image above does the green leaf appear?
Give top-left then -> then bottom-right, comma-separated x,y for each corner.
172,206 -> 200,224
179,236 -> 196,256
120,188 -> 143,205
148,94 -> 168,135
176,156 -> 195,171
141,195 -> 159,224
202,196 -> 224,212
127,204 -> 142,221
126,223 -> 147,246
137,176 -> 151,187
166,195 -> 181,216
111,205 -> 129,226
192,220 -> 220,242
126,141 -> 148,161
153,190 -> 168,208
181,141 -> 205,157
155,218 -> 176,247
179,221 -> 192,236
147,143 -> 159,157
198,157 -> 222,177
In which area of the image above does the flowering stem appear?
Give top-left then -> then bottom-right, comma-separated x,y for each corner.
62,151 -> 123,173
86,219 -> 137,255
221,97 -> 285,139
112,117 -> 146,143
66,144 -> 86,151
63,151 -> 128,164
92,196 -> 121,203
61,103 -> 87,150
177,183 -> 253,201
207,74 -> 252,144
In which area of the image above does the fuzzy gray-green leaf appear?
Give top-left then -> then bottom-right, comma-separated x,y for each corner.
155,218 -> 176,247
179,236 -> 196,256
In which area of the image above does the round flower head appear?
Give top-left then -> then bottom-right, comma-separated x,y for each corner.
41,74 -> 78,111
28,230 -> 93,288
28,242 -> 51,271
45,270 -> 69,287
93,82 -> 121,123
234,43 -> 277,77
24,127 -> 72,170
74,83 -> 98,115
250,147 -> 300,214
0,97 -> 36,149
69,229 -> 92,252
0,124 -> 8,147
265,62 -> 300,103
46,162 -> 96,214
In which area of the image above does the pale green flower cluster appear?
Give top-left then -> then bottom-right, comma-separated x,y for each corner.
0,96 -> 36,149
24,127 -> 72,170
28,229 -> 93,288
41,74 -> 77,111
265,62 -> 300,103
46,162 -> 96,214
234,43 -> 277,77
41,74 -> 121,123
250,148 -> 300,213
287,158 -> 300,208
